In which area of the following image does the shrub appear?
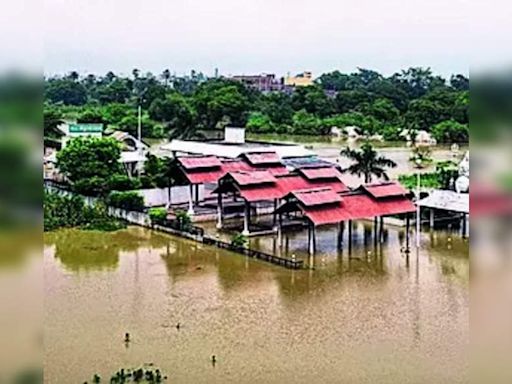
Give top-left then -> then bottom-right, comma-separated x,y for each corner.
149,207 -> 168,225
431,120 -> 468,143
175,209 -> 191,230
231,233 -> 248,249
108,174 -> 142,191
72,176 -> 108,196
107,191 -> 145,211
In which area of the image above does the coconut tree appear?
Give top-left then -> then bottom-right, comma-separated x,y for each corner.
340,141 -> 397,183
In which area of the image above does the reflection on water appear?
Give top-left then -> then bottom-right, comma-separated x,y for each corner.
0,230 -> 42,382
43,226 -> 468,383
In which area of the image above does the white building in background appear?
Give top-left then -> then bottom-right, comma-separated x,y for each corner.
161,127 -> 314,160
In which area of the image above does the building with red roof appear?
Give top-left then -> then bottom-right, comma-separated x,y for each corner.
274,181 -> 415,255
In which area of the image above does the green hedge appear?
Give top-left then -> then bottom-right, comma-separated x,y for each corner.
107,191 -> 145,211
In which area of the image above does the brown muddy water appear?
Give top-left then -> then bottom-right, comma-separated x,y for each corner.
41,225 -> 468,383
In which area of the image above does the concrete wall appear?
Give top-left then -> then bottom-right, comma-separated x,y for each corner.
137,185 -> 205,207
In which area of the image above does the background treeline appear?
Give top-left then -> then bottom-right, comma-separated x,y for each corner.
44,67 -> 468,143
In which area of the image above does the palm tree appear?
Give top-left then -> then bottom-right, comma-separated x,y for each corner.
162,69 -> 171,87
340,141 -> 397,184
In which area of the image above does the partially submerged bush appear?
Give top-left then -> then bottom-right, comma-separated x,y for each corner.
175,209 -> 191,230
107,191 -> 145,212
149,207 -> 168,225
231,233 -> 248,249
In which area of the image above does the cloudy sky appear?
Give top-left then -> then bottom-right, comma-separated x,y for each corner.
2,0 -> 510,76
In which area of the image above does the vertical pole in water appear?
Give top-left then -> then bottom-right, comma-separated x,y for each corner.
216,191 -> 223,229
308,221 -> 316,256
374,216 -> 379,247
243,200 -> 250,236
187,184 -> 195,215
430,209 -> 435,229
379,216 -> 384,243
348,220 -> 353,255
337,221 -> 344,250
273,199 -> 278,228
278,213 -> 283,249
405,214 -> 411,253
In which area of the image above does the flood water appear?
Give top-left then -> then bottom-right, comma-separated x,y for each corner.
42,225 -> 468,383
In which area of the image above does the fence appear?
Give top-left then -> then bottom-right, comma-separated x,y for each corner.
203,237 -> 304,269
45,179 -> 304,270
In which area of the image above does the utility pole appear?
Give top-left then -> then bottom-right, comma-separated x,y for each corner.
416,159 -> 422,248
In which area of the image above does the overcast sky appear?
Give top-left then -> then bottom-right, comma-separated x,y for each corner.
2,0 -> 511,77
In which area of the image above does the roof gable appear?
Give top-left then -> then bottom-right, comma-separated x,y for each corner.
179,156 -> 222,170
362,182 -> 409,199
292,187 -> 342,207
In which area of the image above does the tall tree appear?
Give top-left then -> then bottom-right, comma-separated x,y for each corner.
340,142 -> 397,183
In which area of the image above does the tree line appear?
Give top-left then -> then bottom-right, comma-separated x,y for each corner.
44,67 -> 468,143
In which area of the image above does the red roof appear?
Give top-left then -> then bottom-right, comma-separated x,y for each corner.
184,159 -> 251,184
179,156 -> 222,170
276,190 -> 415,226
239,185 -> 284,201
229,171 -> 277,186
215,173 -> 349,202
293,187 -> 342,207
266,166 -> 290,176
299,167 -> 343,181
362,182 -> 409,199
303,206 -> 351,226
243,152 -> 281,165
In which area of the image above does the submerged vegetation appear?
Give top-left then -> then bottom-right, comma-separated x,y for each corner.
85,366 -> 167,383
44,192 -> 124,232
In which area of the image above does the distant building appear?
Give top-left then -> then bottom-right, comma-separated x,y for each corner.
284,71 -> 313,87
231,73 -> 285,93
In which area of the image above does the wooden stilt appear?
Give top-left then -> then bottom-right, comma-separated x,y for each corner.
462,213 -> 467,239
337,221 -> 344,250
405,214 -> 411,253
374,217 -> 379,247
308,221 -> 315,256
243,200 -> 250,235
379,217 -> 384,243
273,199 -> 278,227
216,192 -> 223,229
348,220 -> 353,254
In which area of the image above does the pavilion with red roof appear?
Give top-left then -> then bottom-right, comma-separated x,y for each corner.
212,169 -> 349,235
171,154 -> 289,214
274,181 -> 415,255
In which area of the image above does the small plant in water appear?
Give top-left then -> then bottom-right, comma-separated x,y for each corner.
86,366 -> 167,383
231,232 -> 248,249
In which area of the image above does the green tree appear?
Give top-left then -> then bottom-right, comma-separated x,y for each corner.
56,137 -> 122,195
246,112 -> 274,133
149,93 -> 197,138
193,80 -> 250,129
431,120 -> 469,143
291,85 -> 334,117
45,78 -> 87,105
340,142 -> 397,183
43,107 -> 64,139
291,109 -> 322,135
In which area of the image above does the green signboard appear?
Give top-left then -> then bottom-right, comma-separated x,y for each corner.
68,124 -> 104,134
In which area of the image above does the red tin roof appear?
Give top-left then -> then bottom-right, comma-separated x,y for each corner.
299,167 -> 343,181
179,156 -> 222,170
243,152 -> 281,165
362,182 -> 409,199
276,189 -> 415,226
303,206 -> 352,226
229,170 -> 277,186
293,187 -> 342,207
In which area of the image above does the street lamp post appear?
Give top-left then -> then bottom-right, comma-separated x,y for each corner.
416,159 -> 421,248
